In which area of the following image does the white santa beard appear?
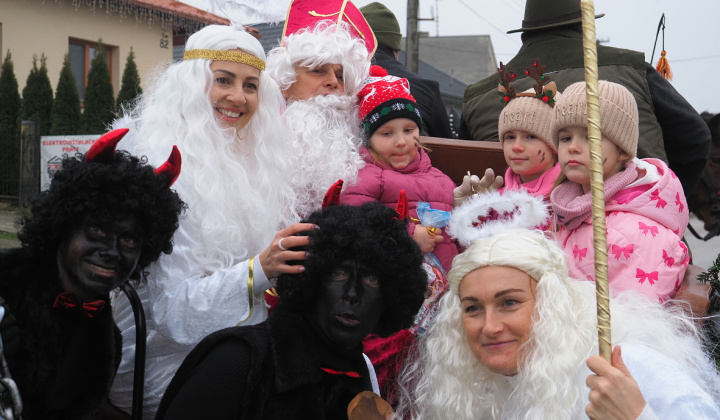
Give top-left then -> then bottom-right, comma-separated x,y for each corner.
284,94 -> 366,218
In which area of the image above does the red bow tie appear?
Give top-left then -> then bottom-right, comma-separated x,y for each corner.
53,292 -> 106,318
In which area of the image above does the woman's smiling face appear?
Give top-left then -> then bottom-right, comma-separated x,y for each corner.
208,52 -> 260,132
459,265 -> 536,376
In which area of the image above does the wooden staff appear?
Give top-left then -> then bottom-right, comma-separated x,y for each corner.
580,0 -> 611,362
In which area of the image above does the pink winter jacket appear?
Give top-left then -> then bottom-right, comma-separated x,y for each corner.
341,147 -> 458,271
552,159 -> 689,302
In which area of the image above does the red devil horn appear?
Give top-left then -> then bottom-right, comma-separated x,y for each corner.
154,145 -> 182,187
322,179 -> 344,209
395,190 -> 409,220
84,128 -> 129,163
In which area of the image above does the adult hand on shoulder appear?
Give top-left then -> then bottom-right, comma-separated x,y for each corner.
586,345 -> 646,420
413,225 -> 444,253
452,168 -> 504,207
259,223 -> 317,279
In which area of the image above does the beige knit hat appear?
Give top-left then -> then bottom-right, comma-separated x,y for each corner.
553,80 -> 638,158
498,88 -> 562,153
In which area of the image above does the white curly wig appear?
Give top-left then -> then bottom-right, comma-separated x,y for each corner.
394,228 -> 720,419
266,20 -> 370,97
116,24 -> 298,271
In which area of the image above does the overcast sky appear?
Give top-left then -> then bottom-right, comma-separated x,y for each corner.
182,0 -> 720,114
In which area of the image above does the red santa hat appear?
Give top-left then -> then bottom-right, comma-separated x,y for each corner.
357,65 -> 423,139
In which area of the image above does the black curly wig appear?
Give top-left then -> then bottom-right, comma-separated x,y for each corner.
276,202 -> 428,338
17,149 -> 185,282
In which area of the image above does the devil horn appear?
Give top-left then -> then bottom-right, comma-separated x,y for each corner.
154,146 -> 182,187
395,189 -> 409,219
322,179 -> 344,209
84,128 -> 129,163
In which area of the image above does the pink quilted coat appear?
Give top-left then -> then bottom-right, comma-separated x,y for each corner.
341,147 -> 458,271
552,159 -> 689,302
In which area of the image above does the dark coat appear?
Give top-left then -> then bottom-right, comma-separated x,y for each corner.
373,44 -> 453,139
460,28 -> 711,194
156,306 -> 373,420
0,247 -> 121,420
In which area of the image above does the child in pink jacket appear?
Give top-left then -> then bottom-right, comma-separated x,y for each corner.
341,66 -> 457,272
551,81 -> 689,302
341,65 -> 457,403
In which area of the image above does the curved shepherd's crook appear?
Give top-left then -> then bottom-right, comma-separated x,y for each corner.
580,0 -> 611,362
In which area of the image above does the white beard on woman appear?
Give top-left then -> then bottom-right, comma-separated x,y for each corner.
284,93 -> 366,218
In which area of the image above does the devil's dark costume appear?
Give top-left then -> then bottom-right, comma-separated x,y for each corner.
0,247 -> 120,420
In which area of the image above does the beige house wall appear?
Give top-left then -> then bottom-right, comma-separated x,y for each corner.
0,0 -> 175,97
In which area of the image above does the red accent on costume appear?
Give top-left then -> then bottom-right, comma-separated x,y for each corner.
53,292 -> 106,318
320,367 -> 361,378
84,128 -> 129,163
154,145 -> 182,187
322,179 -> 344,209
394,190 -> 408,220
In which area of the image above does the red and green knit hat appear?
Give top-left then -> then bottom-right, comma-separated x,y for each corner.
358,65 -> 423,139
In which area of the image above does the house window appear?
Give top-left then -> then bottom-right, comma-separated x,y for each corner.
68,39 -> 113,102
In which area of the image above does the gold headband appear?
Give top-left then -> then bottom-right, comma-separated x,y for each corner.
183,49 -> 266,71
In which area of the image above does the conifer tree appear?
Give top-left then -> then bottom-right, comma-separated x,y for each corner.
0,50 -> 21,140
80,40 -> 115,134
116,47 -> 142,113
20,54 -> 54,135
50,54 -> 81,135
0,50 -> 21,196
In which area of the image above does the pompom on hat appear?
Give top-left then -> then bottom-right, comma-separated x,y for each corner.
358,65 -> 423,139
553,80 -> 639,159
448,189 -> 549,248
497,59 -> 560,152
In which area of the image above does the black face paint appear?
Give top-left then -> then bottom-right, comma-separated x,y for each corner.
57,216 -> 142,301
310,260 -> 384,350
540,150 -> 546,163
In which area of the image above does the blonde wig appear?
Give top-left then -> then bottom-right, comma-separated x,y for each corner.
395,228 -> 720,419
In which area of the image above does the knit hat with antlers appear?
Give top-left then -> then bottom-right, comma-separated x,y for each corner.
358,65 -> 422,140
497,59 -> 560,152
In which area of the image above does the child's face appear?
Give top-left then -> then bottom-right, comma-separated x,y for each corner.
502,130 -> 557,183
557,126 -> 629,193
369,118 -> 420,170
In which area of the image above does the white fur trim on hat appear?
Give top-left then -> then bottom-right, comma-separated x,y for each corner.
448,189 -> 550,248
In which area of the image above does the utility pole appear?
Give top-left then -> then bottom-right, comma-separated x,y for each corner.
406,0 -> 419,73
